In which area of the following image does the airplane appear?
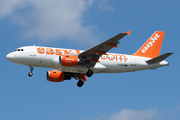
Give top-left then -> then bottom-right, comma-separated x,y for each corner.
6,31 -> 173,87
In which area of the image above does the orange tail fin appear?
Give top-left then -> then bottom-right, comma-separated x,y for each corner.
133,31 -> 165,58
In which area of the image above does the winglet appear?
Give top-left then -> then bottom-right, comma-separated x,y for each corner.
126,30 -> 132,36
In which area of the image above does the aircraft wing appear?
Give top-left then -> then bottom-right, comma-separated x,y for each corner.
78,31 -> 131,66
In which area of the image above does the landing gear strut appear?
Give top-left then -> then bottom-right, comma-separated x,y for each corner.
85,61 -> 93,77
28,66 -> 33,77
77,80 -> 84,87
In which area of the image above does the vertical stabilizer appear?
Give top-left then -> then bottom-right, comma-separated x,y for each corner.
133,31 -> 165,58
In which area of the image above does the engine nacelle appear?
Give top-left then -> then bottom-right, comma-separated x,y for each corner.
59,55 -> 80,66
47,71 -> 71,82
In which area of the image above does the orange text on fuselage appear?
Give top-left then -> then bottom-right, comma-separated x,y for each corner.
37,47 -> 80,56
100,54 -> 126,62
37,47 -> 127,62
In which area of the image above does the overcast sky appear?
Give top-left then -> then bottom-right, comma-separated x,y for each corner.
1,0 -> 180,120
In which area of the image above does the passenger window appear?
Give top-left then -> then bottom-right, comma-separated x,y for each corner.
21,49 -> 24,51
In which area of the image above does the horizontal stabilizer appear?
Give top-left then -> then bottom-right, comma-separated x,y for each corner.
146,52 -> 173,64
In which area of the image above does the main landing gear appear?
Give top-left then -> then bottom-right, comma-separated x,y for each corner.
86,70 -> 93,77
76,70 -> 93,87
28,66 -> 33,77
76,65 -> 93,87
85,61 -> 93,77
77,80 -> 84,87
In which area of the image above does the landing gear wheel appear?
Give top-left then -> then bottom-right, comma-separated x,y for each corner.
28,72 -> 33,77
77,80 -> 84,87
86,70 -> 93,77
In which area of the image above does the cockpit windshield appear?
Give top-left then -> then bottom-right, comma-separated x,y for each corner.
15,49 -> 24,51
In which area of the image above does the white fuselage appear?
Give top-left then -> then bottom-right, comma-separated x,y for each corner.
6,46 -> 168,74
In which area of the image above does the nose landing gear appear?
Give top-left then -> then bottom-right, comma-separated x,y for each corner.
28,66 -> 34,77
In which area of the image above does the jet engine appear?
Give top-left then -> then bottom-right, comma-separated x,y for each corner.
47,71 -> 71,82
59,55 -> 80,66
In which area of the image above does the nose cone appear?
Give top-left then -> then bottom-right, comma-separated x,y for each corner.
6,52 -> 15,62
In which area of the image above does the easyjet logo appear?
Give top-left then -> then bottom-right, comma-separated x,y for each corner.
100,54 -> 127,62
141,34 -> 160,53
37,47 -> 127,62
65,58 -> 75,61
37,47 -> 80,55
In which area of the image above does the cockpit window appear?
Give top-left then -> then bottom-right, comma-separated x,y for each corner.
15,49 -> 24,51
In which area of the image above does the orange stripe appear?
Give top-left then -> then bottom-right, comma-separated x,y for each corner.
105,43 -> 118,48
91,58 -> 100,62
92,51 -> 107,55
80,74 -> 88,83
